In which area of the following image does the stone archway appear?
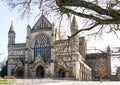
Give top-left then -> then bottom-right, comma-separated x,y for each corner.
58,68 -> 66,77
36,65 -> 44,77
68,70 -> 73,77
16,68 -> 24,78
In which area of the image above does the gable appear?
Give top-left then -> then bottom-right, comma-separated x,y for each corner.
32,15 -> 52,30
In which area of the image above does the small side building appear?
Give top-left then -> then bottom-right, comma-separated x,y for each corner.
86,46 -> 111,80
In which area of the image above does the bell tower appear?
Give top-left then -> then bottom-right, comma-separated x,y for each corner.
8,21 -> 16,45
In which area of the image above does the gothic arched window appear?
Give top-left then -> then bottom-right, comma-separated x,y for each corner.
34,35 -> 51,61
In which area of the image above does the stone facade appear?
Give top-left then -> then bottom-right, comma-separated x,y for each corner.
7,15 -> 92,80
86,46 -> 111,80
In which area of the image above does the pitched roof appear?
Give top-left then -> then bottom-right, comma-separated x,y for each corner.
86,53 -> 108,60
32,15 -> 52,30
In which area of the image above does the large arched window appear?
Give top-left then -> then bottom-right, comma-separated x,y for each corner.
34,35 -> 51,61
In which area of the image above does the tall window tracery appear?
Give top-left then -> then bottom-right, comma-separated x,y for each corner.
34,35 -> 51,61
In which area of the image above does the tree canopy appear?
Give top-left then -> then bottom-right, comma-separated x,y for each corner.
3,0 -> 120,36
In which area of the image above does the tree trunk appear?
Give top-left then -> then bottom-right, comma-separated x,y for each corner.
100,77 -> 102,83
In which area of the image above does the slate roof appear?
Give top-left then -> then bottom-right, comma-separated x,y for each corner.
86,53 -> 108,60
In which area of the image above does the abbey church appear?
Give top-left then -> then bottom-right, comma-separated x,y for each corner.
7,14 -> 111,80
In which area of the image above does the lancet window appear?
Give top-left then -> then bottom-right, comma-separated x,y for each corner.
40,19 -> 48,29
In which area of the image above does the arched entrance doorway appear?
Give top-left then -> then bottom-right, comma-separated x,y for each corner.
58,68 -> 66,77
36,65 -> 44,77
16,68 -> 24,78
68,70 -> 73,77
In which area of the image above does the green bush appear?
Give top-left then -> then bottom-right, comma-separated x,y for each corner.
0,65 -> 7,77
0,60 -> 8,77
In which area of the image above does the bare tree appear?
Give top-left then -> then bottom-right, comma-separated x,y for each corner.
3,0 -> 120,37
97,68 -> 106,83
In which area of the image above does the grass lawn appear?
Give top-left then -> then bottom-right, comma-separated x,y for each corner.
0,79 -> 16,84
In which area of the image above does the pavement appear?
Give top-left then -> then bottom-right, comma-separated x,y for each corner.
1,78 -> 120,85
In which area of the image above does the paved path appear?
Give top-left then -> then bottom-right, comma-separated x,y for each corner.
2,78 -> 120,85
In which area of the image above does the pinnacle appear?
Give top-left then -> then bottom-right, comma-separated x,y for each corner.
71,16 -> 78,28
27,24 -> 31,29
8,21 -> 15,34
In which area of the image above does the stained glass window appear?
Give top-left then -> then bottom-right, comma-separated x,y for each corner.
34,35 -> 51,61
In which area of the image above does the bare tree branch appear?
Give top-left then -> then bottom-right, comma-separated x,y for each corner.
68,22 -> 99,39
3,0 -> 120,37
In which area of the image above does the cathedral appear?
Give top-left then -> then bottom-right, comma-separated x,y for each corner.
7,14 -> 111,80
